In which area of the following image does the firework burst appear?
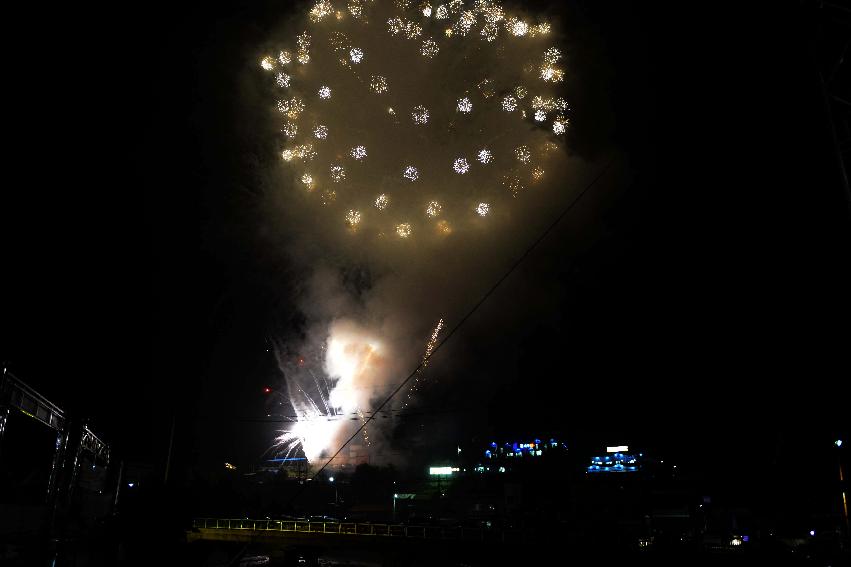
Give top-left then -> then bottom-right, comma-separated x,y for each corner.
258,0 -> 572,466
260,0 -> 570,244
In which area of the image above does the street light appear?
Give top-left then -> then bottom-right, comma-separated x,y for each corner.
393,493 -> 398,523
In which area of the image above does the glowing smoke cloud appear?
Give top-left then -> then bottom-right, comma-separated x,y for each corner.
258,0 -> 577,466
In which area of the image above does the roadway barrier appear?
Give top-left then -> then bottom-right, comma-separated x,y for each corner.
191,518 -> 508,542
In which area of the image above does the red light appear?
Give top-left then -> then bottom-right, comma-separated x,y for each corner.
263,387 -> 272,394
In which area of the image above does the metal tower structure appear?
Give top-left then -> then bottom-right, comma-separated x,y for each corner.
0,364 -> 110,505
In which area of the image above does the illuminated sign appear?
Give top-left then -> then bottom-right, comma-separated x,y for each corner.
429,466 -> 459,475
606,445 -> 628,453
588,450 -> 641,474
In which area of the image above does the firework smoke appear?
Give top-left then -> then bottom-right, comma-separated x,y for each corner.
251,0 -> 597,468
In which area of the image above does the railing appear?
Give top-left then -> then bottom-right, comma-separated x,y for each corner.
1,368 -> 65,431
191,518 -> 497,542
80,426 -> 110,465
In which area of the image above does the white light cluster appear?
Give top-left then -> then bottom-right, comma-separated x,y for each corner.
405,22 -> 423,38
540,66 -> 563,82
396,222 -> 412,238
453,11 -> 476,36
370,75 -> 388,94
387,16 -> 403,34
403,166 -> 419,181
309,0 -> 334,22
544,47 -> 562,64
283,122 -> 298,137
411,105 -> 430,124
297,32 -> 311,64
330,165 -> 346,182
281,143 -> 316,162
508,18 -> 528,37
348,0 -> 364,18
345,209 -> 361,226
421,39 -> 439,58
453,158 -> 470,174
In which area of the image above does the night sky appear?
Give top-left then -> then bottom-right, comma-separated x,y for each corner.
2,0 -> 848,496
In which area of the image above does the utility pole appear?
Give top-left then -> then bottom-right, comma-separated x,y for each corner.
164,414 -> 175,484
837,440 -> 849,539
114,460 -> 124,514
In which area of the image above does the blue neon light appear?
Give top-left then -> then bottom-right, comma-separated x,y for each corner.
267,457 -> 308,462
588,451 -> 641,473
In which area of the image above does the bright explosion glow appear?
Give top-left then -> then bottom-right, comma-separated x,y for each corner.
261,0 -> 571,466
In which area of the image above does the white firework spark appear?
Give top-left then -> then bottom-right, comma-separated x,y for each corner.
375,193 -> 390,210
330,164 -> 346,182
370,75 -> 388,94
411,105 -> 429,125
453,157 -> 470,174
421,38 -> 439,58
276,72 -> 291,88
402,318 -> 445,408
403,165 -> 419,181
345,209 -> 362,227
396,222 -> 412,238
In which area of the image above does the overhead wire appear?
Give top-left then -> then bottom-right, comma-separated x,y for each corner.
285,160 -> 615,504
